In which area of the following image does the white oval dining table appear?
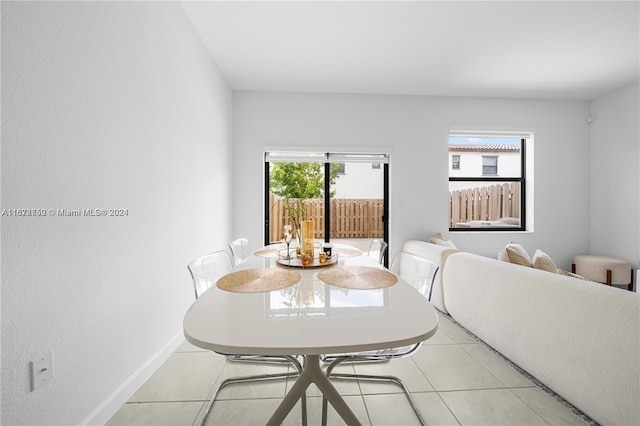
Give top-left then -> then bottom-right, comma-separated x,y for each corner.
183,247 -> 439,425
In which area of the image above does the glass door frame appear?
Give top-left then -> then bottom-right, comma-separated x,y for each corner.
264,151 -> 390,266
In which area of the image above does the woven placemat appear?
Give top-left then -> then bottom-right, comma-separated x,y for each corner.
317,266 -> 397,290
216,268 -> 301,293
336,247 -> 363,258
253,248 -> 280,258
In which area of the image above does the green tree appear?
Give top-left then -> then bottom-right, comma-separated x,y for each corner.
269,162 -> 342,199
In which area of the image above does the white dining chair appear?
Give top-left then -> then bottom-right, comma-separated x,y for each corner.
187,250 -> 306,425
321,250 -> 438,426
228,237 -> 251,266
367,239 -> 388,264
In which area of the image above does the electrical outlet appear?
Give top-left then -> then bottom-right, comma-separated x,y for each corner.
30,351 -> 54,391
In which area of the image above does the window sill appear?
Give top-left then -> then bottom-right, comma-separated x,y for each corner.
449,228 -> 533,234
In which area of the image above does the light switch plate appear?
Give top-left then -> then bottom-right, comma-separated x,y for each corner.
31,351 -> 54,391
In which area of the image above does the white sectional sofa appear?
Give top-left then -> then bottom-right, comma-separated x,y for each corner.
401,240 -> 640,426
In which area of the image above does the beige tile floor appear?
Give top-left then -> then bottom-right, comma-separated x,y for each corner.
107,313 -> 592,426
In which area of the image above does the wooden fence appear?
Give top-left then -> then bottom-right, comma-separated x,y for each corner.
449,182 -> 520,227
269,194 -> 384,242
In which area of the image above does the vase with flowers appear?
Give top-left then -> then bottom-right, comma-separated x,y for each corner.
284,198 -> 305,249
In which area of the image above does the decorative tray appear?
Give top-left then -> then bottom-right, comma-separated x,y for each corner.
276,249 -> 338,268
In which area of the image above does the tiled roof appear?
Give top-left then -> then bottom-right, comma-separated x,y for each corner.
449,144 -> 520,152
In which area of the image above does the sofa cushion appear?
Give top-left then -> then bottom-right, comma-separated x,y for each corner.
497,247 -> 510,262
532,249 -> 557,273
498,243 -> 531,267
428,233 -> 457,249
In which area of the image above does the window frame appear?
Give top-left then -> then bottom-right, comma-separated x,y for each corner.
263,150 -> 391,265
451,155 -> 460,170
482,155 -> 498,176
449,137 -> 526,232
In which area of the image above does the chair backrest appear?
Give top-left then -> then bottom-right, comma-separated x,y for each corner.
390,251 -> 439,300
228,237 -> 251,266
367,239 -> 389,264
187,250 -> 234,299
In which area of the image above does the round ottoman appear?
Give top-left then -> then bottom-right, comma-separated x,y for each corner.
573,255 -> 632,286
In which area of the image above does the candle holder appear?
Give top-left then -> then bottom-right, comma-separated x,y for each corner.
283,224 -> 293,260
300,220 -> 314,266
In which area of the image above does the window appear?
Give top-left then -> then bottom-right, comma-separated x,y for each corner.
451,155 -> 460,170
449,133 -> 528,231
482,156 -> 498,175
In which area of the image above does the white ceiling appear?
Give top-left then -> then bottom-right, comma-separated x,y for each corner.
181,1 -> 639,100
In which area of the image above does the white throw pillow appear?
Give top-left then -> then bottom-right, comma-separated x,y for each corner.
498,242 -> 532,267
532,249 -> 558,273
428,233 -> 457,249
498,247 -> 510,262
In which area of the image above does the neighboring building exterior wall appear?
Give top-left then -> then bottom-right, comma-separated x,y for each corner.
449,145 -> 520,178
332,162 -> 384,199
449,145 -> 521,191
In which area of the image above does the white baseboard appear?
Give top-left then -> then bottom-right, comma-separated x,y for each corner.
79,331 -> 185,426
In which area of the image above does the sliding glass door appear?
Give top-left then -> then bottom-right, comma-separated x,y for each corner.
265,151 -> 389,264
266,156 -> 328,244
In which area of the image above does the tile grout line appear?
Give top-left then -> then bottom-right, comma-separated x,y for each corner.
348,361 -> 377,426
507,388 -> 555,426
433,390 -> 463,426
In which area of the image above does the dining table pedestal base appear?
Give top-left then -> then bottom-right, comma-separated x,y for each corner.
266,354 -> 362,426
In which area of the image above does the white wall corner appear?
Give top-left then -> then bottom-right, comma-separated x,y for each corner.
79,332 -> 185,426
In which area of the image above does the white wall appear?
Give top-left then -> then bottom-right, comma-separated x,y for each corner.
589,82 -> 640,268
1,2 -> 232,425
233,92 -> 591,269
332,163 -> 384,199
